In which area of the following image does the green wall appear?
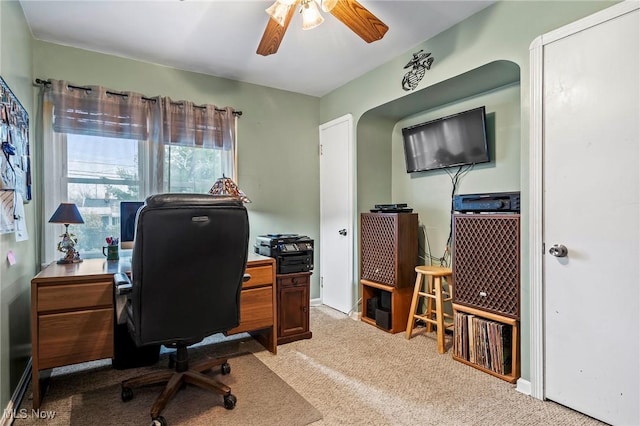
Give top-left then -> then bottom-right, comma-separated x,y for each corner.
0,0 -> 36,411
32,41 -> 322,295
392,83 -> 521,259
320,1 -> 615,382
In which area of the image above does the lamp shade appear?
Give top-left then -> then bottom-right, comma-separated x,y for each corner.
266,0 -> 292,27
209,176 -> 251,203
49,203 -> 84,225
315,0 -> 338,12
301,0 -> 324,30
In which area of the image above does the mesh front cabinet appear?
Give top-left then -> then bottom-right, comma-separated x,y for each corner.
360,213 -> 418,288
452,214 -> 520,319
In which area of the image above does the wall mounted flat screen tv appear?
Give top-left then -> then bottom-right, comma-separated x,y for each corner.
402,106 -> 489,173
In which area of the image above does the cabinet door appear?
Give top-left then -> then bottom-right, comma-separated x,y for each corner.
278,280 -> 309,338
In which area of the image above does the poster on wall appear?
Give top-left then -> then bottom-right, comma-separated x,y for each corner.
0,76 -> 31,203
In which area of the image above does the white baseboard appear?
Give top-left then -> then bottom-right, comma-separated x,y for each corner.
516,378 -> 531,396
1,358 -> 31,426
310,298 -> 322,307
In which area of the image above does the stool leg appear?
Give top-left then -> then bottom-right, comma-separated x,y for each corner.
434,277 -> 445,354
406,273 -> 423,339
425,276 -> 434,333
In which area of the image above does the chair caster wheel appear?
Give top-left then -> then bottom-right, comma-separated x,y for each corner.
221,362 -> 231,375
121,386 -> 133,402
223,393 -> 237,410
151,416 -> 167,426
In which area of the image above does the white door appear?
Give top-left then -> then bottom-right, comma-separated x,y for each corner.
542,6 -> 639,425
319,114 -> 354,313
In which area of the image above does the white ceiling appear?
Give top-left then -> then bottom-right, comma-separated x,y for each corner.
19,0 -> 494,97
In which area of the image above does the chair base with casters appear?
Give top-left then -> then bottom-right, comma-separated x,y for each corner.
120,345 -> 236,426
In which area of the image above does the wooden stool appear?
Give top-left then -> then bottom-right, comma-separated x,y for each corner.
405,265 -> 454,354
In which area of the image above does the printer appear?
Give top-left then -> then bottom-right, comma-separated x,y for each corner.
255,234 -> 314,274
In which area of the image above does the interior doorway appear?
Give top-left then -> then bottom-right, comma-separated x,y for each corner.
319,114 -> 354,314
530,3 -> 639,424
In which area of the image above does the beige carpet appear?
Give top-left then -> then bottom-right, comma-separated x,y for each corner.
16,306 -> 607,425
251,306 -> 607,426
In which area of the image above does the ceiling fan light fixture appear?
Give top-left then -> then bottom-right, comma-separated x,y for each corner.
301,0 -> 324,30
266,0 -> 293,27
315,0 -> 338,13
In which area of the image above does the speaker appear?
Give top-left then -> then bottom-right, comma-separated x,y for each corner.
375,308 -> 392,330
452,214 -> 520,319
379,290 -> 391,310
366,297 -> 378,319
360,213 -> 418,288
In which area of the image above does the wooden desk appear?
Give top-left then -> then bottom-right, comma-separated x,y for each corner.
30,253 -> 276,409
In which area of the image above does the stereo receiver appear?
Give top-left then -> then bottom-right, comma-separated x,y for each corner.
453,191 -> 520,213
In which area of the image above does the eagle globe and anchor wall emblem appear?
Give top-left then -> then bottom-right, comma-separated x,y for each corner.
402,50 -> 435,91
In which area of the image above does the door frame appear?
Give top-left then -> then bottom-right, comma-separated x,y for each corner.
319,114 -> 355,312
528,0 -> 639,400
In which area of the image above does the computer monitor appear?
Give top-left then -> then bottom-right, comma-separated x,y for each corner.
120,201 -> 144,250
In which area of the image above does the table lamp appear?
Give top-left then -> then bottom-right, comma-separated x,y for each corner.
49,202 -> 85,264
209,175 -> 251,203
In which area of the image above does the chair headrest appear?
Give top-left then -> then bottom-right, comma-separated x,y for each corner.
144,193 -> 243,208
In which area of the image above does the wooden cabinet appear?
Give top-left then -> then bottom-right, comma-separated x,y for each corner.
227,258 -> 277,339
360,213 -> 418,333
452,304 -> 520,383
31,261 -> 117,409
277,272 -> 312,345
360,280 -> 413,334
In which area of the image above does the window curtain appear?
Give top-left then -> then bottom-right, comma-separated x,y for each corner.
47,79 -> 151,140
159,98 -> 236,174
39,79 -> 238,263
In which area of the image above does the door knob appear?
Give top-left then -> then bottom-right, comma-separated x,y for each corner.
549,244 -> 568,257
338,229 -> 347,236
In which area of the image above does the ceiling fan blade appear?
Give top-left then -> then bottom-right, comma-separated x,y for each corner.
256,3 -> 297,56
330,0 -> 388,43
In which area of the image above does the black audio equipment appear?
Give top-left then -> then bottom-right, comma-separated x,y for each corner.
374,203 -> 407,209
370,203 -> 413,213
366,297 -> 378,319
375,308 -> 392,330
453,191 -> 520,213
255,234 -> 314,274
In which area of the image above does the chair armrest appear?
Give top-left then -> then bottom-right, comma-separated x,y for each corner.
114,272 -> 132,295
243,274 -> 251,282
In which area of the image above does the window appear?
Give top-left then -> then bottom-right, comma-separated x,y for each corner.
41,80 -> 238,263
163,145 -> 225,194
58,135 -> 229,259
65,134 -> 141,259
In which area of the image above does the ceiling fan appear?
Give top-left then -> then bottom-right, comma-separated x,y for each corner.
257,0 -> 389,56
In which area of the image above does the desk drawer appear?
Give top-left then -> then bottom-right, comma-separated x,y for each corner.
243,265 -> 273,289
38,308 -> 114,369
228,287 -> 273,334
38,281 -> 113,313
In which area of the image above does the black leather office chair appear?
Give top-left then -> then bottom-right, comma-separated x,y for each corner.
114,193 -> 249,426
